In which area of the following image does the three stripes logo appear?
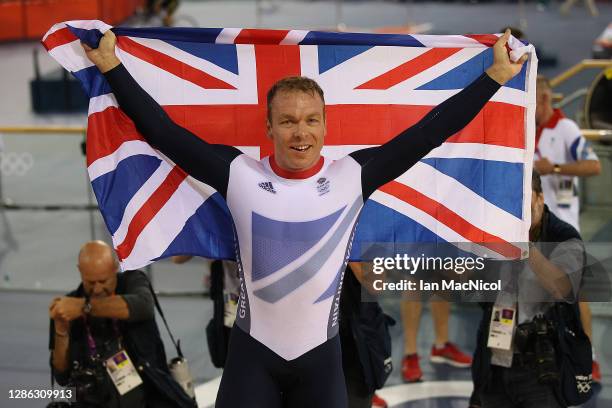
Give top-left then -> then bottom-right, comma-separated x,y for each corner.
258,181 -> 276,194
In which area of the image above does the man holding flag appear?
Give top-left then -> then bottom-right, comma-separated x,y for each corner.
81,28 -> 526,407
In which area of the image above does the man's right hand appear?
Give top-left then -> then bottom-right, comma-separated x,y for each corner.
49,298 -> 70,336
82,30 -> 121,74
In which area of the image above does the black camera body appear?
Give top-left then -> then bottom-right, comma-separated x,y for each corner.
515,315 -> 559,384
68,357 -> 113,407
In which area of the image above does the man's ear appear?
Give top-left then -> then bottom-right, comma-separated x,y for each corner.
266,119 -> 273,140
543,90 -> 553,105
323,113 -> 327,137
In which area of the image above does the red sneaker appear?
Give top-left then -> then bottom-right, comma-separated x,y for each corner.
402,354 -> 423,382
593,360 -> 602,384
371,393 -> 388,408
430,342 -> 472,368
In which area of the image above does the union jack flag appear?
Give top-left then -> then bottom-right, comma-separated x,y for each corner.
43,20 -> 537,270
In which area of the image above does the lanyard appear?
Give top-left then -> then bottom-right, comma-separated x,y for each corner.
83,316 -> 121,358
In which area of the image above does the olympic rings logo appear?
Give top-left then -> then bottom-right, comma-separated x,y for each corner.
0,152 -> 34,176
577,381 -> 592,394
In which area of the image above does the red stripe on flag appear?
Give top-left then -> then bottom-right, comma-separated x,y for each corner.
465,34 -> 499,47
159,102 -> 524,149
116,36 -> 236,90
235,29 -> 291,44
253,44 -> 302,102
254,44 -> 301,156
116,166 -> 188,261
466,34 -> 512,54
42,27 -> 78,51
87,100 -> 524,165
380,181 -> 522,258
325,102 -> 524,148
87,107 -> 146,165
356,48 -> 461,90
446,102 -> 524,148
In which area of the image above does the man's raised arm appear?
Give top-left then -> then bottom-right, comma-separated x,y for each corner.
350,29 -> 528,199
83,30 -> 241,197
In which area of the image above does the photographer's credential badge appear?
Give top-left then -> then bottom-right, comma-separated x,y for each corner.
555,178 -> 574,207
487,305 -> 516,367
105,350 -> 143,395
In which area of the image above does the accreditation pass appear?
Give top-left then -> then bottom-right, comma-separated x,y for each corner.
105,350 -> 143,395
487,305 -> 516,350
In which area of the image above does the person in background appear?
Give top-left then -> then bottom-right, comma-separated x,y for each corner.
400,299 -> 473,382
49,240 -> 194,407
534,75 -> 602,383
172,256 -> 240,368
146,0 -> 180,26
472,170 -> 589,408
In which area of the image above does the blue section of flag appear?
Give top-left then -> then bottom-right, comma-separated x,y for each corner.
350,200 -> 444,260
157,193 -> 235,260
112,27 -> 224,45
421,158 -> 523,219
302,31 -> 425,47
317,45 -> 373,74
72,66 -> 112,98
165,41 -> 240,75
416,48 -> 526,91
91,155 -> 162,235
66,25 -> 103,49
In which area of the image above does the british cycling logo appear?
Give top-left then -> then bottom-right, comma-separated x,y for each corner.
258,181 -> 276,194
316,177 -> 330,196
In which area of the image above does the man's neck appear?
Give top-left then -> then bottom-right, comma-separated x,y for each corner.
537,106 -> 555,128
270,155 -> 324,179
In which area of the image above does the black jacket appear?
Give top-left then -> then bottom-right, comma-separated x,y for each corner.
340,266 -> 395,394
49,270 -> 195,408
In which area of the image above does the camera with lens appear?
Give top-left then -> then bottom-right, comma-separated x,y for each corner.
515,314 -> 559,385
68,357 -> 113,407
46,357 -> 110,408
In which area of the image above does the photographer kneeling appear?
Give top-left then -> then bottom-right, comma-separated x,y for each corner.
471,171 -> 593,408
49,240 -> 195,408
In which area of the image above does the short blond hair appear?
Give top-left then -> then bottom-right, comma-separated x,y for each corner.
536,75 -> 552,93
266,76 -> 325,121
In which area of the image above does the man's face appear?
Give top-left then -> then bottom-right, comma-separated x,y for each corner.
530,189 -> 545,229
79,262 -> 117,298
266,90 -> 326,172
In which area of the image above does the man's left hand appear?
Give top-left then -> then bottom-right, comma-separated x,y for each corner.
50,297 -> 86,322
534,157 -> 555,175
485,29 -> 529,85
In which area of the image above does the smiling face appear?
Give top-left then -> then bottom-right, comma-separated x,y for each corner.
266,87 -> 326,172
